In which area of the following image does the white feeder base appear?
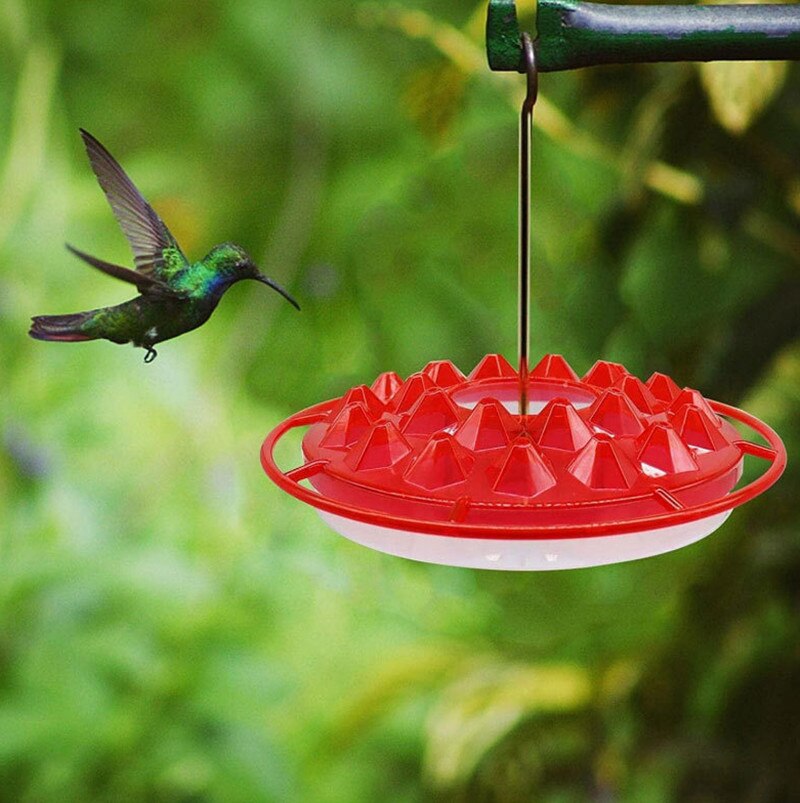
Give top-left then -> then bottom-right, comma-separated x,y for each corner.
316,510 -> 732,570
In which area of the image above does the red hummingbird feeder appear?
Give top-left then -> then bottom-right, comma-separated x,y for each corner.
261,355 -> 785,570
261,6 -> 789,570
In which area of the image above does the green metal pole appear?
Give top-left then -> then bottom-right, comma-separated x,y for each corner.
487,0 -> 800,72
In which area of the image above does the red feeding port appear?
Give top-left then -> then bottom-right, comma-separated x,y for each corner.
615,375 -> 661,414
587,389 -> 646,437
370,371 -> 403,402
390,372 -> 435,413
262,354 -> 786,571
401,389 -> 460,437
493,437 -> 557,497
404,433 -> 474,491
319,402 -> 372,450
637,423 -> 698,475
455,399 -> 514,452
534,398 -> 592,452
646,372 -> 682,405
583,360 -> 627,389
531,354 -> 579,382
567,434 -> 639,490
469,353 -> 517,381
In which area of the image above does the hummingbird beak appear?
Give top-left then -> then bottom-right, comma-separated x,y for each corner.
254,273 -> 300,311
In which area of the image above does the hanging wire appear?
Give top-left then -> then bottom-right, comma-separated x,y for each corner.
518,32 -> 538,418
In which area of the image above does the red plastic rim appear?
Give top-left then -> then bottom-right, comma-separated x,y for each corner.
261,355 -> 786,540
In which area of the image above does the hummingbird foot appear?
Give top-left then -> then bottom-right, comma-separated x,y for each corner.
143,346 -> 158,363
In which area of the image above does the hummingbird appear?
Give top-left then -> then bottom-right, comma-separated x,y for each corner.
29,129 -> 299,363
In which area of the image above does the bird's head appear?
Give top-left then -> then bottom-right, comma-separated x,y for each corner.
206,243 -> 300,310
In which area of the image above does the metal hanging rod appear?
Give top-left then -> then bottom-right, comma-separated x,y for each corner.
487,0 -> 800,72
517,33 -> 537,418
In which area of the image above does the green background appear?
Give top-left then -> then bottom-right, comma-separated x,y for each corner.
1,1 -> 798,800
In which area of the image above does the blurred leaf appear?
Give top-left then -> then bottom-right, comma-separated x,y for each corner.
697,0 -> 789,137
620,66 -> 689,202
331,644 -> 466,748
403,61 -> 467,144
423,661 -> 591,788
0,41 -> 59,249
697,0 -> 788,135
699,58 -> 788,135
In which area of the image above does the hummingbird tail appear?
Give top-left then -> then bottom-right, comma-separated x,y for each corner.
29,313 -> 96,342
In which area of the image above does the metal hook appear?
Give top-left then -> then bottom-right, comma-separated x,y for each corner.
521,32 -> 538,107
518,32 -> 537,418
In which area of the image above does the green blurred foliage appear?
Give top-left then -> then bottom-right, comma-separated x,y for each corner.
1,0 -> 799,800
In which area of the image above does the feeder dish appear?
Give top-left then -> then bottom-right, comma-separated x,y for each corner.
261,354 -> 785,570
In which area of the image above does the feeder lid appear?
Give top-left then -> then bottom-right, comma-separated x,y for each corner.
262,354 -> 785,570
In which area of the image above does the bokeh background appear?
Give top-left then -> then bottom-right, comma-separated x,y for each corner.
1,0 -> 799,800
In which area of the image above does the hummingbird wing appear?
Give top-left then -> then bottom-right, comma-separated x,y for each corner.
79,129 -> 189,285
65,244 -> 177,296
